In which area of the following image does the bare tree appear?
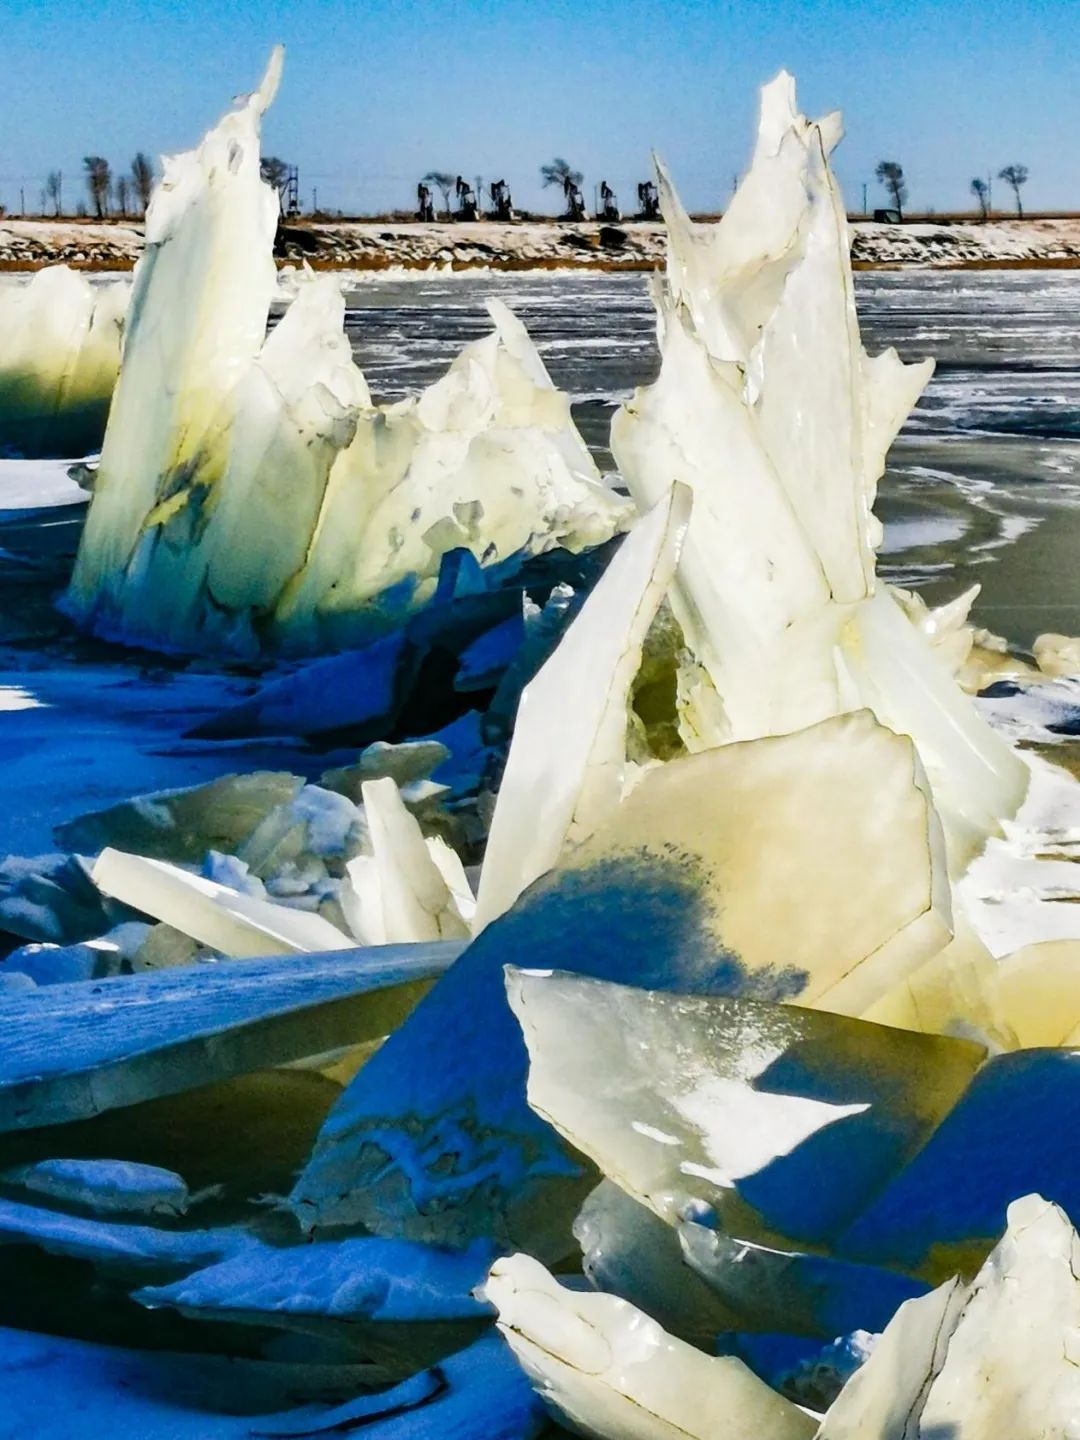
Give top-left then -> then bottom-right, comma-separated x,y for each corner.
131,152 -> 154,213
114,175 -> 131,217
423,171 -> 456,220
875,160 -> 907,219
83,156 -> 111,219
540,157 -> 583,192
260,156 -> 290,215
998,164 -> 1029,218
45,170 -> 63,217
970,177 -> 990,219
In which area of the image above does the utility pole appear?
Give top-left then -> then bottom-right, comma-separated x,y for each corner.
313,186 -> 318,213
19,186 -> 24,216
987,172 -> 993,215
862,182 -> 868,214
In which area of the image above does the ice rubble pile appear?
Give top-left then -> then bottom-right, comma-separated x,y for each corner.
486,1192 -> 1080,1440
0,266 -> 127,458
6,60 -> 1080,1440
611,71 -> 1030,866
63,48 -> 627,658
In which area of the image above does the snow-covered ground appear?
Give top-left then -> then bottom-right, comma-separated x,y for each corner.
8,216 -> 1080,272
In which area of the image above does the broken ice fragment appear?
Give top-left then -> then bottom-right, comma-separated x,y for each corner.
994,939 -> 1080,1046
483,1252 -> 816,1440
574,1180 -> 742,1346
65,48 -> 284,632
475,482 -> 691,927
0,1193 -> 235,1275
345,778 -> 472,944
677,1222 -> 927,1339
1033,632 -> 1080,678
64,49 -> 624,658
56,770 -> 304,864
507,968 -> 984,1246
1,1158 -> 190,1217
816,1275 -> 967,1440
136,1233 -> 494,1370
91,848 -> 356,956
289,710 -> 953,1247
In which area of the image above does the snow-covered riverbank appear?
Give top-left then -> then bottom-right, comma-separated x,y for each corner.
7,215 -> 1080,272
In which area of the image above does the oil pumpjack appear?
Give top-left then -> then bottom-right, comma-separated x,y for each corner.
489,178 -> 515,221
455,176 -> 479,221
636,179 -> 660,219
598,179 -> 621,221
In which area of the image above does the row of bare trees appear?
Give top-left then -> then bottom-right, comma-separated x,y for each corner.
37,155 -> 156,219
876,160 -> 1030,221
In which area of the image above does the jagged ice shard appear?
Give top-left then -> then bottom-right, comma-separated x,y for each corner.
611,72 -> 1027,863
0,266 -> 127,458
63,48 -> 626,656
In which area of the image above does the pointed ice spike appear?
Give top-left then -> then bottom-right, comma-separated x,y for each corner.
474,483 -> 691,928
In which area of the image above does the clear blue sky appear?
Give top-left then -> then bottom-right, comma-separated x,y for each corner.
2,0 -> 1078,217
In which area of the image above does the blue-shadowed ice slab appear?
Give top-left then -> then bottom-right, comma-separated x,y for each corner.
0,1329 -> 545,1440
507,969 -> 984,1247
836,1048 -> 1080,1280
482,1252 -> 816,1440
0,941 -> 459,1130
676,1222 -> 928,1340
0,266 -> 127,458
289,710 -> 954,1248
0,1193 -> 236,1274
136,1233 -> 494,1368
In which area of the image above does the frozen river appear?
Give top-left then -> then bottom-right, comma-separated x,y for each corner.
3,267 -> 1080,854
338,267 -> 1080,645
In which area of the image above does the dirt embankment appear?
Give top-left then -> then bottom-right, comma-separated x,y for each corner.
5,216 -> 1080,273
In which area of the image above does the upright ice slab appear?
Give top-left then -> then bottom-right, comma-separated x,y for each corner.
67,48 -> 283,626
612,73 -> 1027,861
0,267 -> 127,458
